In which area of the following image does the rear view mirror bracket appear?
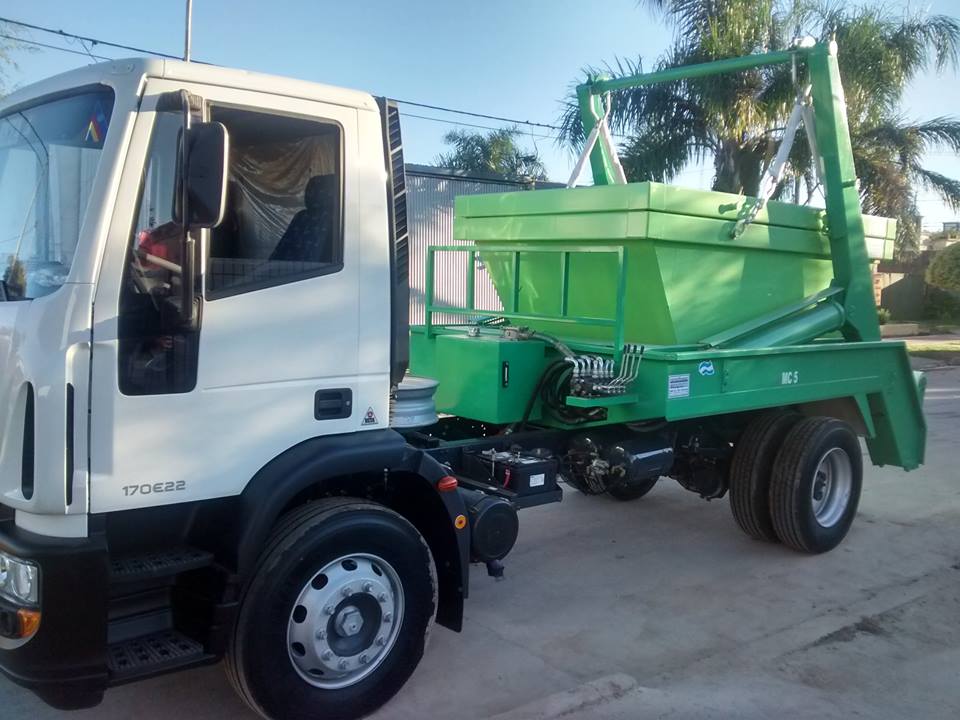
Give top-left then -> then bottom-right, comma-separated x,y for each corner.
161,90 -> 229,325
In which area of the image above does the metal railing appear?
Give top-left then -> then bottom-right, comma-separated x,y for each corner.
423,243 -> 629,355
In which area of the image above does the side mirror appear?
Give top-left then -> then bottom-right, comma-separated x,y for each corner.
185,121 -> 229,229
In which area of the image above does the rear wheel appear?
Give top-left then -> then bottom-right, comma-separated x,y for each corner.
769,417 -> 863,553
227,499 -> 436,720
728,411 -> 802,542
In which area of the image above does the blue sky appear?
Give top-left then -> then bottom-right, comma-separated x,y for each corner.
3,0 -> 958,228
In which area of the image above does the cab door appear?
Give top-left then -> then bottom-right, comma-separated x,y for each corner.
90,79 -> 373,513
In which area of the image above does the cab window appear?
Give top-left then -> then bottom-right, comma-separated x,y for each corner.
118,109 -> 197,396
0,89 -> 114,300
207,107 -> 342,298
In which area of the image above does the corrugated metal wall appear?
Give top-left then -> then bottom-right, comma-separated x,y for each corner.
406,166 -> 527,325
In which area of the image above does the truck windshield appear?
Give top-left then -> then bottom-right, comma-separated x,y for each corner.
0,88 -> 114,300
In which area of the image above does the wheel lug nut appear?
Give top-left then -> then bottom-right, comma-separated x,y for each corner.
324,605 -> 335,615
363,582 -> 374,593
383,613 -> 392,623
359,654 -> 368,665
338,659 -> 348,670
376,636 -> 386,646
321,650 -> 332,660
377,593 -> 387,602
315,630 -> 326,640
341,587 -> 352,597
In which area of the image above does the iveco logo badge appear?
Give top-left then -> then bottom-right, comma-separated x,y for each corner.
698,361 -> 716,377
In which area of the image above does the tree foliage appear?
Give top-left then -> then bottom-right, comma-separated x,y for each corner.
927,242 -> 960,293
0,22 -> 25,96
436,127 -> 547,181
559,1 -> 960,257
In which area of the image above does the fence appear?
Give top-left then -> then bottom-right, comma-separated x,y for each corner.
405,164 -> 561,325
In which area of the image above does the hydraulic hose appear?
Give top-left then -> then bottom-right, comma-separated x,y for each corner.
512,359 -> 605,433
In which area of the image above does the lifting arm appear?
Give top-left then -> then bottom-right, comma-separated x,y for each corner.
574,41 -> 879,343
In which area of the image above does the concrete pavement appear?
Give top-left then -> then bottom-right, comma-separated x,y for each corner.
3,366 -> 959,719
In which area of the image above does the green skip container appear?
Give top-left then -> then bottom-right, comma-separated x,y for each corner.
454,182 -> 895,346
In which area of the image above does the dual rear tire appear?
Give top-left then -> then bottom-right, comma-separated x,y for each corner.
729,413 -> 862,553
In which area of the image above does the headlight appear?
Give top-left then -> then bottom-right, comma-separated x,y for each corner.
0,552 -> 39,606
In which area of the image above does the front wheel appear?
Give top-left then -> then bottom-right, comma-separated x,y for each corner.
227,499 -> 436,720
769,417 -> 863,554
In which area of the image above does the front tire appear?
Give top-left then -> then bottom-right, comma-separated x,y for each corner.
227,499 -> 436,720
769,417 -> 863,554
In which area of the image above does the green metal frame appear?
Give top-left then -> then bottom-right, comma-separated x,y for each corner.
424,243 -> 629,358
576,41 -> 879,345
700,287 -> 844,348
408,42 -> 925,471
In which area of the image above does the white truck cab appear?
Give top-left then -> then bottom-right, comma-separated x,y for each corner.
0,58 -> 493,719
1,58 -> 399,528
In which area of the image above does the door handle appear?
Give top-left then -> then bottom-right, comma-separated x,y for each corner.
314,388 -> 352,420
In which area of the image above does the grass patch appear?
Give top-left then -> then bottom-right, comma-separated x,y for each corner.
907,340 -> 960,363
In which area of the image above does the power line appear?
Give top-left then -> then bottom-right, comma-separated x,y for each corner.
402,112 -> 556,139
394,98 -> 563,132
0,33 -> 110,61
0,16 -> 180,59
0,15 -> 570,137
75,38 -> 103,64
6,30 -> 564,139
7,32 -> 559,140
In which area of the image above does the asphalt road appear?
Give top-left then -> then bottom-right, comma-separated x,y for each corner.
4,363 -> 959,720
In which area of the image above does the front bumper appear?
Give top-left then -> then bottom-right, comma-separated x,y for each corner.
0,515 -> 108,709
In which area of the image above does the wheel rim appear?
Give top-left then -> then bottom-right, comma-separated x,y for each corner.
810,447 -> 853,528
286,553 -> 404,690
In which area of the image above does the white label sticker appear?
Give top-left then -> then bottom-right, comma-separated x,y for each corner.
529,473 -> 545,488
668,373 -> 690,399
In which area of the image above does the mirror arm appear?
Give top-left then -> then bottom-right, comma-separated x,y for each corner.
179,90 -> 196,327
181,235 -> 197,329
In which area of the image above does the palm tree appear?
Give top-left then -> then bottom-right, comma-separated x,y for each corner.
436,127 -> 547,182
558,1 -> 960,256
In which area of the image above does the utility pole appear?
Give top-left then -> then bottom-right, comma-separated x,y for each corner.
184,0 -> 193,62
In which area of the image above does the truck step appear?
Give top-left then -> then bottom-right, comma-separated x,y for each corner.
110,546 -> 214,583
107,629 -> 209,683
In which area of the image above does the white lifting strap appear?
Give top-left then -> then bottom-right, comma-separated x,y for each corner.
567,94 -> 628,187
732,85 -> 819,238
